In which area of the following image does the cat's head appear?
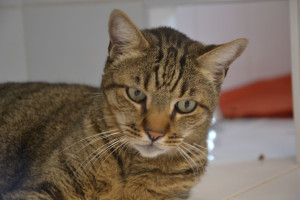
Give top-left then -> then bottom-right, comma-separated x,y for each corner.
101,10 -> 247,158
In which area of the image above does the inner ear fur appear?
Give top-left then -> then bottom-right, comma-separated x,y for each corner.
197,39 -> 248,85
108,9 -> 149,59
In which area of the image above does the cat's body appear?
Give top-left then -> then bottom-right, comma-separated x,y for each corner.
0,10 -> 247,200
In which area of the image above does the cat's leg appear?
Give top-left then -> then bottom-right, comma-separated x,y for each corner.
122,174 -> 196,200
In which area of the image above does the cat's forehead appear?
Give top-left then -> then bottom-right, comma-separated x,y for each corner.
143,27 -> 200,54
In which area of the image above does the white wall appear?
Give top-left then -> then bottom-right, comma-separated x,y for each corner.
0,0 -> 145,86
0,6 -> 27,82
175,0 -> 291,91
23,1 -> 144,86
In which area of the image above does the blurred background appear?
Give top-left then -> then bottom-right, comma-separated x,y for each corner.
0,0 -> 298,199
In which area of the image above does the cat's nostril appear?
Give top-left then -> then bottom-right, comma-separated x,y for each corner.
145,130 -> 165,142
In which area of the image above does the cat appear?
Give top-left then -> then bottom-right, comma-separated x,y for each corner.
0,9 -> 247,200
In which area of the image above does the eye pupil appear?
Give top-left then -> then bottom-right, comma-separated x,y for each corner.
135,90 -> 141,96
185,101 -> 190,108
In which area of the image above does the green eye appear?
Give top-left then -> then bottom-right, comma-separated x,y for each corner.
175,100 -> 197,114
126,88 -> 146,103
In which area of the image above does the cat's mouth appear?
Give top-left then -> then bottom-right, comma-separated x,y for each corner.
133,143 -> 167,158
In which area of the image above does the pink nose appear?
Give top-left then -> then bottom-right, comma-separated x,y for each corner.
145,130 -> 165,141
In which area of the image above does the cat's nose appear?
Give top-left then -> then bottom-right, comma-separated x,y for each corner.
145,129 -> 165,142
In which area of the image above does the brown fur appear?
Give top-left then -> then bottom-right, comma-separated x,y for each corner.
0,10 -> 247,200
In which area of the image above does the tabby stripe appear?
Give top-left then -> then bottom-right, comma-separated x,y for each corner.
147,189 -> 162,196
150,29 -> 162,48
167,69 -> 176,86
135,76 -> 141,84
156,49 -> 164,63
144,72 -> 151,91
162,59 -> 169,85
154,65 -> 160,88
176,36 -> 182,48
170,67 -> 182,92
150,30 -> 164,63
37,181 -> 64,199
184,40 -> 193,53
179,82 -> 187,97
179,56 -> 186,68
104,83 -> 126,90
168,46 -> 178,63
131,167 -> 201,176
189,88 -> 196,96
170,110 -> 176,121
63,162 -> 85,193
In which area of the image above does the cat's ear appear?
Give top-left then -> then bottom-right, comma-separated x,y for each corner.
108,9 -> 149,59
197,39 -> 248,85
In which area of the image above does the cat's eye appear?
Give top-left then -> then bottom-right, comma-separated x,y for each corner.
126,88 -> 146,103
175,100 -> 197,114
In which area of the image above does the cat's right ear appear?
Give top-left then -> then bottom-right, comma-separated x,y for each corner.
108,10 -> 149,59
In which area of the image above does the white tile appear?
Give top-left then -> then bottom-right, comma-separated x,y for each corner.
189,158 -> 297,200
230,167 -> 300,200
189,119 -> 297,200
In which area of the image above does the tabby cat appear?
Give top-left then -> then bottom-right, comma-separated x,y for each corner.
0,10 -> 247,200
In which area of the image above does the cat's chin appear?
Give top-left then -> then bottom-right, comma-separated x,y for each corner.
133,144 -> 167,158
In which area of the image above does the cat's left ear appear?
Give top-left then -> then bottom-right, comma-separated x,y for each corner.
197,39 -> 248,85
108,10 -> 149,59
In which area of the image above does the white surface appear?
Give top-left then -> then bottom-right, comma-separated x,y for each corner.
175,1 -> 291,91
190,119 -> 298,200
231,167 -> 300,200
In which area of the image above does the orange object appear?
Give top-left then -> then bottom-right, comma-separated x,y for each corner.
220,75 -> 293,118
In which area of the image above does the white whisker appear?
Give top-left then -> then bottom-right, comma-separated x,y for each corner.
176,147 -> 196,176
193,143 -> 207,150
182,142 -> 207,158
59,129 -> 119,154
63,131 -> 122,165
77,136 -> 126,178
96,138 -> 128,173
180,143 -> 205,172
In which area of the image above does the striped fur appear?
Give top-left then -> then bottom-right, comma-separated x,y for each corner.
0,10 -> 247,200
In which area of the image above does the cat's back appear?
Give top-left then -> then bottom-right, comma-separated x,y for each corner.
0,82 -> 98,194
0,82 -> 97,131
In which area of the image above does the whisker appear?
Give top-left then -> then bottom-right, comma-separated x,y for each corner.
90,92 -> 105,97
176,147 -> 196,176
182,142 -> 207,158
96,138 -> 128,173
90,137 -> 127,167
59,129 -> 119,154
180,144 -> 205,172
76,136 -> 126,179
63,131 -> 122,165
71,137 -> 121,179
117,139 -> 129,158
193,143 -> 207,150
